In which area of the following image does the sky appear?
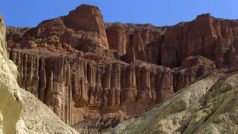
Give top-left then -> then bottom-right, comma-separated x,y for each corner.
0,0 -> 237,27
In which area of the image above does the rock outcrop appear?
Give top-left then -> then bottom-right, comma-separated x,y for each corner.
0,17 -> 79,134
113,69 -> 238,134
158,14 -> 238,67
74,115 -> 128,134
8,49 -> 177,125
63,4 -> 109,49
106,14 -> 238,68
7,5 -> 109,53
106,23 -> 165,59
6,4 -> 238,133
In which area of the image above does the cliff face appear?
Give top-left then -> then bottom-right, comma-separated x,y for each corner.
7,49 -> 213,127
160,14 -> 238,67
0,17 -> 79,134
107,14 -> 238,68
6,4 -> 238,132
0,16 -> 22,134
7,5 -> 109,54
113,69 -> 238,134
106,23 -> 165,59
63,5 -> 109,49
9,49 -> 177,125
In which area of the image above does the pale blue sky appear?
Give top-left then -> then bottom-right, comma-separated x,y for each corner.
0,0 -> 237,27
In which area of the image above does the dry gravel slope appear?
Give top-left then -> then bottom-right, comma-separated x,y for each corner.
112,70 -> 238,134
0,18 -> 79,134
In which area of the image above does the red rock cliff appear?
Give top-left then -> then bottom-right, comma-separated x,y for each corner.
7,5 -> 236,132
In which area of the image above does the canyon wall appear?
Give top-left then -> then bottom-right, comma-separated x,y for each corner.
0,17 -> 79,134
106,14 -> 238,68
9,49 -> 176,125
113,69 -> 238,134
8,49 -> 213,132
6,4 -> 238,132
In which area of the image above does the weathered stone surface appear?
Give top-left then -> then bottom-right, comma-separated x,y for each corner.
106,23 -> 165,62
7,5 -> 109,54
172,56 -> 216,91
63,4 -> 109,49
0,17 -> 22,134
73,115 -> 128,134
107,14 -> 238,68
106,24 -> 127,55
173,66 -> 213,92
9,49 -> 176,125
160,14 -> 238,67
113,69 -> 238,134
6,4 -> 238,132
0,18 -> 79,134
181,55 -> 216,68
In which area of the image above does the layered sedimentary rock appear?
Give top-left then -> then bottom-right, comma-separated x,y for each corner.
106,23 -> 165,59
6,4 -> 238,133
113,69 -> 238,134
173,56 -> 216,91
0,17 -> 79,134
9,49 -> 177,125
107,14 -> 238,68
63,4 -> 109,49
159,14 -> 238,67
7,4 -> 109,53
7,50 -> 214,133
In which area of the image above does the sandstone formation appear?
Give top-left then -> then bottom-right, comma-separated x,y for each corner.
8,49 -> 177,125
6,4 -> 238,133
113,69 -> 238,134
63,4 -> 109,49
7,4 -> 109,53
0,17 -> 79,134
107,14 -> 238,68
106,23 -> 165,58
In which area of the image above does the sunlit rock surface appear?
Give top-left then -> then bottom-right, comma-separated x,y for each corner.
113,69 -> 238,134
6,4 -> 238,133
0,17 -> 79,134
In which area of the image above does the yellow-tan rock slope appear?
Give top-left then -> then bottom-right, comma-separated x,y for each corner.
113,69 -> 238,134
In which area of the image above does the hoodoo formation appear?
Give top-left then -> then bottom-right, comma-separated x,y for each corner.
3,4 -> 238,134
